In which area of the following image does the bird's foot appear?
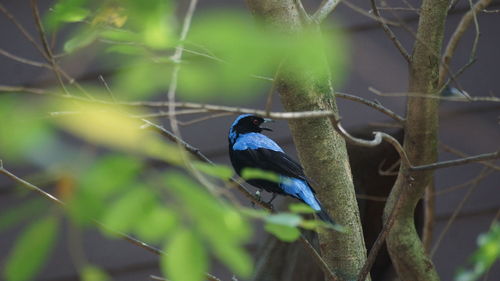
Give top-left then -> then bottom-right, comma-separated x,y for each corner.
266,193 -> 277,204
251,190 -> 262,208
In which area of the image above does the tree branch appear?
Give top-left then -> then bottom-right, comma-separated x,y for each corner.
369,0 -> 411,62
439,0 -> 492,86
312,0 -> 342,23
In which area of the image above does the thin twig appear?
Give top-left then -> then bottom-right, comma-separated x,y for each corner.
369,87 -> 500,102
410,151 -> 500,171
430,167 -> 491,257
439,0 -> 492,86
0,48 -> 51,68
30,0 -> 71,96
335,91 -> 405,123
440,143 -> 500,171
369,0 -> 411,62
0,3 -> 49,61
98,75 -> 117,102
0,164 -> 222,281
340,0 -> 401,27
313,0 -> 342,23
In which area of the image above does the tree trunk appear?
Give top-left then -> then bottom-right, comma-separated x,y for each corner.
383,0 -> 449,280
245,2 -> 368,279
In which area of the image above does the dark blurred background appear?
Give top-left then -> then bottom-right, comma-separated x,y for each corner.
1,0 -> 499,280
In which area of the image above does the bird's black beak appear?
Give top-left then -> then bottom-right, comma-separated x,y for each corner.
261,118 -> 274,131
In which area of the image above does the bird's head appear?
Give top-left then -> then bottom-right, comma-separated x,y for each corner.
229,114 -> 273,141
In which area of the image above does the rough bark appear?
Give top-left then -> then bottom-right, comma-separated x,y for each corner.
383,0 -> 449,280
245,1 -> 368,279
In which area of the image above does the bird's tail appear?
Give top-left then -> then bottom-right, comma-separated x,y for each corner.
316,209 -> 336,225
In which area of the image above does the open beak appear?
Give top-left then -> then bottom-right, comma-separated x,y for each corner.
261,118 -> 274,131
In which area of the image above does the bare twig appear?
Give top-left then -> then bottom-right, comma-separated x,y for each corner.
313,0 -> 342,23
340,0 -> 401,26
440,143 -> 500,171
335,91 -> 405,123
439,0 -> 493,86
0,48 -> 51,68
410,151 -> 500,171
30,0 -> 70,96
98,75 -> 117,102
0,3 -> 49,61
369,87 -> 500,102
0,164 -> 222,281
430,167 -> 491,257
369,0 -> 411,62
435,169 -> 495,196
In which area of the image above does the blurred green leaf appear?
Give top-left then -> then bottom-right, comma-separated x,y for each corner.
265,213 -> 302,227
113,59 -> 173,99
100,187 -> 156,235
164,172 -> 253,276
455,223 -> 500,281
0,199 -> 47,232
241,168 -> 280,183
162,229 -> 208,281
192,162 -> 233,180
53,102 -> 184,164
264,223 -> 301,242
289,203 -> 316,214
0,96 -> 55,162
4,216 -> 58,281
80,154 -> 142,198
68,154 -> 142,225
81,265 -> 111,281
64,28 -> 100,53
134,206 -> 178,243
179,10 -> 349,100
45,0 -> 89,31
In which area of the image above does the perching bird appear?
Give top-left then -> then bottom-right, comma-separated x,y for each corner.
228,114 -> 335,224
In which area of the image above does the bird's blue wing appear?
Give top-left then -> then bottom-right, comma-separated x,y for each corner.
232,133 -> 311,187
281,177 -> 321,211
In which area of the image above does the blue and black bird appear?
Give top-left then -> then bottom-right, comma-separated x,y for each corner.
228,114 -> 335,224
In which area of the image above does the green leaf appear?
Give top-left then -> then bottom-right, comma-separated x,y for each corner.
192,162 -> 233,180
64,28 -> 100,53
134,206 -> 177,243
0,96 -> 54,162
265,213 -> 302,227
4,216 -> 58,281
455,223 -> 500,281
264,223 -> 301,242
289,203 -> 316,214
80,154 -> 142,199
163,172 -> 253,276
81,265 -> 111,281
0,199 -> 47,231
162,229 -> 208,281
241,168 -> 280,183
100,187 -> 156,235
45,0 -> 90,30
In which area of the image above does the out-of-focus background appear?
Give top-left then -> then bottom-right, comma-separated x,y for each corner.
1,0 -> 499,280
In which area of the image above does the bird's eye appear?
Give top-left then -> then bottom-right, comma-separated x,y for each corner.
252,119 -> 259,125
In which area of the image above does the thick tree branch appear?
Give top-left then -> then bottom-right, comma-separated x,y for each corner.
313,0 -> 341,23
383,0 -> 449,280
